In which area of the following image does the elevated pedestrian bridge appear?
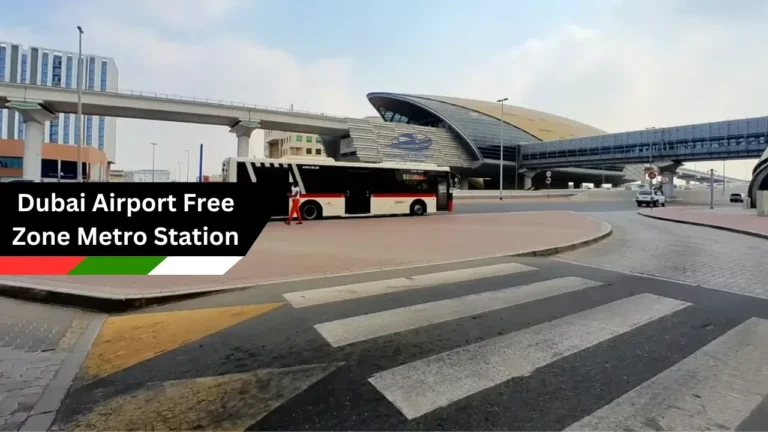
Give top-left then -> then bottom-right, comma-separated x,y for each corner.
520,117 -> 768,169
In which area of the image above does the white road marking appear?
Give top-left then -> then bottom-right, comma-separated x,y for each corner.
564,317 -> 768,432
369,293 -> 691,420
283,263 -> 537,308
315,277 -> 603,347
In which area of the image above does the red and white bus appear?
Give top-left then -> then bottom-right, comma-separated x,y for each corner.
222,156 -> 455,220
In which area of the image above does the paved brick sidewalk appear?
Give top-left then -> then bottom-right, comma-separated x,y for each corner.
0,212 -> 608,299
639,207 -> 768,239
0,298 -> 94,431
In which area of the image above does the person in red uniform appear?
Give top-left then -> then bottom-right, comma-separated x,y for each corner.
285,182 -> 303,225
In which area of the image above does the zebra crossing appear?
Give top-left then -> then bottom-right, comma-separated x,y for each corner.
281,260 -> 768,430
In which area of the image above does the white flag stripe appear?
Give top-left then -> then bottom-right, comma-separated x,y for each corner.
369,293 -> 691,420
564,317 -> 768,432
283,263 -> 537,308
148,256 -> 243,275
315,277 -> 603,347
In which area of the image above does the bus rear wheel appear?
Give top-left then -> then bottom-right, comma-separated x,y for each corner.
300,201 -> 323,220
410,200 -> 427,216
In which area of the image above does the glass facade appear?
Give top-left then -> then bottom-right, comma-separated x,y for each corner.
98,60 -> 107,150
0,157 -> 23,169
0,46 -> 5,80
41,52 -> 48,85
63,114 -> 70,144
50,117 -> 59,143
100,60 -> 107,91
18,54 -> 28,139
87,57 -> 95,89
74,114 -> 80,146
64,56 -> 73,144
86,116 -> 93,146
86,58 -> 95,147
64,56 -> 72,87
97,117 -> 105,150
52,54 -> 62,87
369,94 -> 541,162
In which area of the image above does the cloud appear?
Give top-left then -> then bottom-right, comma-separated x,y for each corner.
450,0 -> 767,178
457,3 -> 768,133
2,0 -> 764,179
1,0 -> 366,173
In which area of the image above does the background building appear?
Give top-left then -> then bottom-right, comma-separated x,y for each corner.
0,138 -> 108,182
123,169 -> 172,182
264,130 -> 327,159
0,41 -> 119,163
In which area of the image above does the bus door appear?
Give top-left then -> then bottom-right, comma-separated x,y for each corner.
345,169 -> 372,215
436,176 -> 450,211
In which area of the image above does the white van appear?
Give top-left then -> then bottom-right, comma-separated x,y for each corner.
636,190 -> 666,207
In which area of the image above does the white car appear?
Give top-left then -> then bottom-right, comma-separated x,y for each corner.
636,190 -> 666,207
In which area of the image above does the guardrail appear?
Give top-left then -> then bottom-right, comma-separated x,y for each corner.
453,189 -> 581,199
1,82 -> 348,120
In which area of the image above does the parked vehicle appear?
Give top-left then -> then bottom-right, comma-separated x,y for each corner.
636,190 -> 666,207
730,193 -> 745,203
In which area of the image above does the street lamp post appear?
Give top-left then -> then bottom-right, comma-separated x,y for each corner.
722,160 -> 726,195
177,161 -> 181,182
151,142 -> 158,182
76,26 -> 84,182
496,97 -> 508,201
185,149 -> 190,182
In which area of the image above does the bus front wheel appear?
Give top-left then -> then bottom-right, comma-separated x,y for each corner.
410,200 -> 427,216
300,201 -> 323,220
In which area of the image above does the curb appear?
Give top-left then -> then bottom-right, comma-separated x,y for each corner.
0,219 -> 613,313
637,211 -> 768,240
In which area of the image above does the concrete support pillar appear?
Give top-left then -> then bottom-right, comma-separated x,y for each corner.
229,120 -> 261,158
23,121 -> 45,181
6,101 -> 57,181
661,172 -> 676,198
236,135 -> 251,158
525,173 -> 538,190
520,170 -> 536,190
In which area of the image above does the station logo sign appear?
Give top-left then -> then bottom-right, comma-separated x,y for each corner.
384,133 -> 436,161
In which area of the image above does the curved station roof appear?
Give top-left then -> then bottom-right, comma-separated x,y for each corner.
367,92 -> 606,162
748,145 -> 768,204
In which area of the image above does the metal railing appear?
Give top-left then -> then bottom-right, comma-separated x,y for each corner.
1,82 -> 348,120
521,134 -> 767,166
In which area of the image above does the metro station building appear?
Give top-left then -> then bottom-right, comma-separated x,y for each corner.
748,146 -> 768,208
320,93 -> 641,189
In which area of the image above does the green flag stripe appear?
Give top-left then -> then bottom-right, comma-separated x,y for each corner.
68,256 -> 167,275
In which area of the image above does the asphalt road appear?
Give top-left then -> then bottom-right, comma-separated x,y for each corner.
4,205 -> 767,431
42,255 -> 768,431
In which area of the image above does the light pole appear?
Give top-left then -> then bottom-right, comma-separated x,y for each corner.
151,142 -> 158,182
722,160 -> 726,195
496,97 -> 508,200
185,149 -> 190,182
177,161 -> 181,182
710,169 -> 715,209
602,165 -> 605,187
76,26 -> 84,182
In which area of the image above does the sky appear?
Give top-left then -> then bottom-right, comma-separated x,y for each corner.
1,0 -> 766,179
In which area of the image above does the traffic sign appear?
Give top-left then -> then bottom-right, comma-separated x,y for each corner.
661,176 -> 670,184
545,178 -> 552,184
647,172 -> 657,180
546,171 -> 552,178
